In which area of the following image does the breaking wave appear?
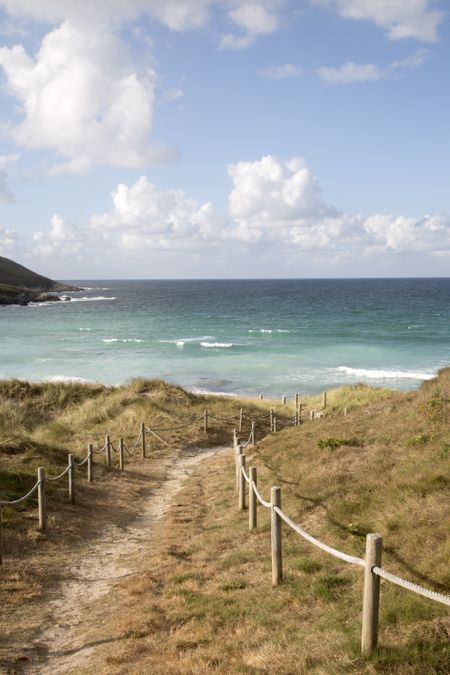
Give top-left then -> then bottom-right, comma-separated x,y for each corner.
337,366 -> 435,381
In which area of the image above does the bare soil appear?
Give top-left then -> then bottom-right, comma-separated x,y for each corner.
1,445 -> 228,674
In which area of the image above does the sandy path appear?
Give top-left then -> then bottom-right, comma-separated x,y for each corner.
25,445 -> 229,674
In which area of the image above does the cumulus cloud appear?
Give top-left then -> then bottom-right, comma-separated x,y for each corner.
317,49 -> 428,84
0,224 -> 19,254
228,155 -> 339,243
90,176 -> 218,251
0,1 -> 286,41
313,0 -> 445,42
32,214 -> 90,258
0,22 -> 165,171
259,63 -> 302,79
220,0 -> 285,49
24,158 -> 450,265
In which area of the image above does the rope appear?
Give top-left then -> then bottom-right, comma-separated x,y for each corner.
109,441 -> 118,453
129,428 -> 142,453
373,566 -> 450,607
243,412 -> 271,421
241,465 -> 250,483
91,442 -> 107,455
242,429 -> 253,448
146,416 -> 204,433
0,480 -> 41,505
251,480 -> 271,508
123,441 -> 134,456
208,413 -> 240,422
74,454 -> 90,467
273,506 -> 365,568
146,427 -> 170,447
47,465 -> 71,482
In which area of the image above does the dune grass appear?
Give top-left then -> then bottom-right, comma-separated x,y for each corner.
1,372 -> 449,673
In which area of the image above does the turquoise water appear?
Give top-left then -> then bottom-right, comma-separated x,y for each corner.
1,278 -> 450,396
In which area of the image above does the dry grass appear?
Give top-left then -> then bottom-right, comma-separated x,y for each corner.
1,372 -> 449,673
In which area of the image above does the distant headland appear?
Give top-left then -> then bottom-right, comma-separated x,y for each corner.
0,256 -> 80,305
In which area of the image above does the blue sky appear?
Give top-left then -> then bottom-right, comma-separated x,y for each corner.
0,1 -> 449,279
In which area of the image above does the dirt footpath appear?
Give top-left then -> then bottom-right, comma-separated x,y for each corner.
3,445 -> 229,674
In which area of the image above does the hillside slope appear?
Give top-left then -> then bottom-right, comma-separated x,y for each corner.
0,255 -> 78,292
0,255 -> 79,304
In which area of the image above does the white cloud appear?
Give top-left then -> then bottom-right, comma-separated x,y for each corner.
160,87 -> 184,104
363,213 -> 450,253
22,158 -> 450,265
0,224 -> 19,254
32,214 -> 91,258
0,1 -> 286,40
228,155 -> 338,243
0,21 -> 163,171
317,49 -> 428,84
220,1 -> 285,49
90,176 -> 218,251
259,63 -> 302,79
314,0 -> 445,42
0,154 -> 19,202
317,62 -> 382,83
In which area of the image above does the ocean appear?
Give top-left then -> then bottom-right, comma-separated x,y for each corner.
1,278 -> 449,397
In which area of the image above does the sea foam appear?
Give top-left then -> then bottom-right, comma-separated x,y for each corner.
337,366 -> 435,381
103,338 -> 143,343
201,341 -> 234,348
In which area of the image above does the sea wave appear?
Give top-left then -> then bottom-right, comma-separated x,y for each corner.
67,296 -> 116,303
102,338 -> 144,343
158,336 -> 214,347
248,329 -> 290,334
337,366 -> 435,381
200,341 -> 234,348
30,296 -> 116,307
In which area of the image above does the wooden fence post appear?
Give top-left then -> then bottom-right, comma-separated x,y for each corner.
38,467 -> 46,532
119,438 -> 124,471
310,410 -> 315,421
361,533 -> 383,654
259,394 -> 263,400
239,408 -> 243,432
251,421 -> 255,446
105,435 -> 111,468
233,428 -> 237,447
235,444 -> 242,492
298,403 -> 303,424
322,392 -> 327,409
273,417 -> 278,433
204,409 -> 208,433
295,393 -> 299,409
295,409 -> 299,426
68,454 -> 75,504
270,408 -> 274,432
282,395 -> 286,406
344,406 -> 348,416
141,422 -> 146,458
249,466 -> 257,531
238,454 -> 246,511
87,444 -> 93,482
271,486 -> 283,586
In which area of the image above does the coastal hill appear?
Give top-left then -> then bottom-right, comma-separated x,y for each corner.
0,255 -> 79,305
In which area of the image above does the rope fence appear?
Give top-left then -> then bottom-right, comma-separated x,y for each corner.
232,432 -> 450,656
1,399 -> 296,562
1,389 -> 446,658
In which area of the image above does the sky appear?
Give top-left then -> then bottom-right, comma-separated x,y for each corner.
0,0 -> 449,279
